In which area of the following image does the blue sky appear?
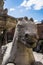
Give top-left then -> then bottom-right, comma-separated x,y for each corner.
4,0 -> 43,22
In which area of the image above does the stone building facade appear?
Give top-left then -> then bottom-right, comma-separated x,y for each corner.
37,23 -> 43,40
0,0 -> 17,46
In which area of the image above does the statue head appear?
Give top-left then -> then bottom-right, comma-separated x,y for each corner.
0,0 -> 4,7
17,18 -> 38,48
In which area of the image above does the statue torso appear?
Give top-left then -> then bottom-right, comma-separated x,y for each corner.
14,42 -> 35,65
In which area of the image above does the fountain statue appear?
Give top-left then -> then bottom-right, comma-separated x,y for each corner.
0,0 -> 4,9
0,0 -> 8,15
1,18 -> 41,65
0,0 -> 4,15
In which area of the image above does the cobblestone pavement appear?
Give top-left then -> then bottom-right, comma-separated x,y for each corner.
33,52 -> 43,64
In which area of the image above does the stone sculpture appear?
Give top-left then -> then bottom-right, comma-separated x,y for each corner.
2,18 -> 38,65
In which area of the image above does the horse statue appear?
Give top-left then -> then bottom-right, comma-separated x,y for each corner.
1,17 -> 39,65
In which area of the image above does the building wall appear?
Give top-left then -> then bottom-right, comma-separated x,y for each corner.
0,15 -> 17,33
37,23 -> 43,39
0,15 -> 17,45
6,15 -> 17,31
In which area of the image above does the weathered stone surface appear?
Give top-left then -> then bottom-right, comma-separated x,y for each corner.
2,18 -> 38,65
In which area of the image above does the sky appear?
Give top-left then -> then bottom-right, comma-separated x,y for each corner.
4,0 -> 43,22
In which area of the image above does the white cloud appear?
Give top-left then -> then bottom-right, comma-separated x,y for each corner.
20,0 -> 43,10
19,9 -> 23,12
9,8 -> 16,12
34,20 -> 41,24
